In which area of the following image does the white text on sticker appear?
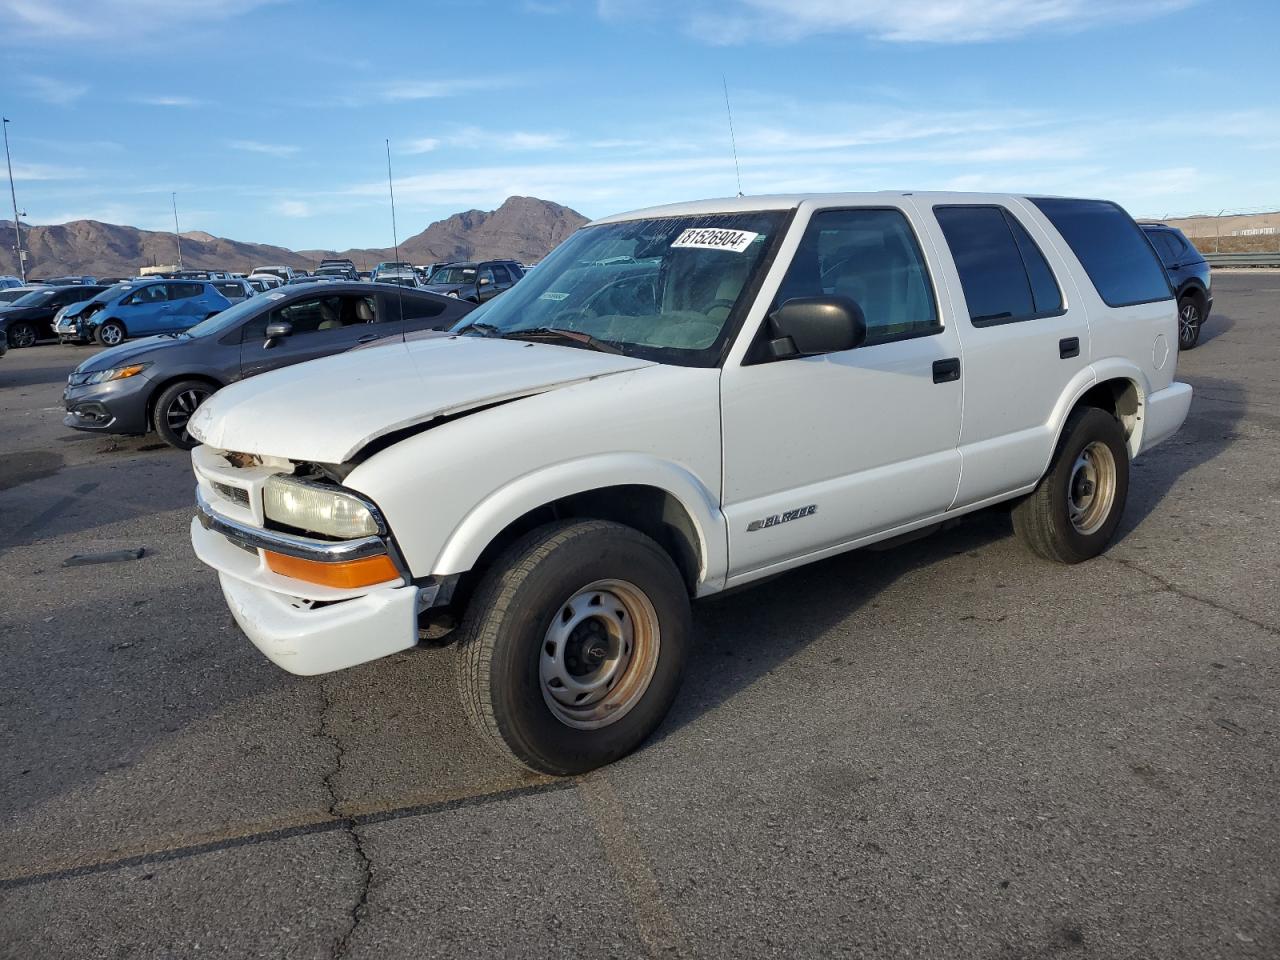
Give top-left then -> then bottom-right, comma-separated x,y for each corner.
671,228 -> 759,253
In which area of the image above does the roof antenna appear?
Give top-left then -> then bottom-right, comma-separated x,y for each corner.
722,75 -> 744,197
385,139 -> 401,264
385,139 -> 406,323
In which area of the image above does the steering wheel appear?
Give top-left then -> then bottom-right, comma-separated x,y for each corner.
704,298 -> 736,316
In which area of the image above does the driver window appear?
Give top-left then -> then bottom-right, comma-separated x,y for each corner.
478,267 -> 496,286
127,284 -> 168,305
253,294 -> 378,338
774,209 -> 939,345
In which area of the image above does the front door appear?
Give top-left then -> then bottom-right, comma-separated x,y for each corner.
239,292 -> 396,379
121,283 -> 174,335
719,204 -> 964,583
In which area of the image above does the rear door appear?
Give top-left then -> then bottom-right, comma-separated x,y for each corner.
915,199 -> 1091,508
239,291 -> 390,378
166,282 -> 220,330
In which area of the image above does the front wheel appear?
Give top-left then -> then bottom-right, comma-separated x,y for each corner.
6,321 -> 37,348
1013,406 -> 1130,564
95,320 -> 126,346
1177,297 -> 1203,350
457,520 -> 691,775
153,379 -> 215,449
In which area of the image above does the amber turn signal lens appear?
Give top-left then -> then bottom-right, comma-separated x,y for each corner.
263,550 -> 401,589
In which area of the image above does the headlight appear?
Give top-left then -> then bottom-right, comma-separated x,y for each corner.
263,475 -> 381,539
77,363 -> 151,385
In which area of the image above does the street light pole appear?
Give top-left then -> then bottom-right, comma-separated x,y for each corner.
171,191 -> 184,270
2,117 -> 27,283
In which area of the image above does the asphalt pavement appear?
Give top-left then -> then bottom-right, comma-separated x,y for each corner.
1,274 -> 1277,959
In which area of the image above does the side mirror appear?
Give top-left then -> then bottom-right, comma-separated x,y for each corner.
767,296 -> 867,359
264,319 -> 292,348
478,277 -> 491,286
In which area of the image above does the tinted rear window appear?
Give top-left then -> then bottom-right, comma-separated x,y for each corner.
1031,198 -> 1171,307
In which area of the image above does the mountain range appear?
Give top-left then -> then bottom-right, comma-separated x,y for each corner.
0,196 -> 588,278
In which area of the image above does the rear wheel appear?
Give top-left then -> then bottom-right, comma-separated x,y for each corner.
153,379 -> 215,450
1013,406 -> 1130,564
6,321 -> 37,348
95,320 -> 126,347
457,520 -> 691,775
1177,296 -> 1202,350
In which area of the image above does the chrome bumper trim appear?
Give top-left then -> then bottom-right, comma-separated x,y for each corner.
195,486 -> 387,563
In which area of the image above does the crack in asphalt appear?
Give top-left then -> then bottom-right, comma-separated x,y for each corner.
317,680 -> 374,960
1106,554 -> 1278,637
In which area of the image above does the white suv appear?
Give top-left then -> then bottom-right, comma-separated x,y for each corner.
189,192 -> 1192,775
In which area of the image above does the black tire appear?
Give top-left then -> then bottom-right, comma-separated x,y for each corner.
1177,296 -> 1202,350
457,520 -> 691,775
6,321 -> 37,348
153,379 -> 216,450
1013,406 -> 1130,564
95,320 -> 126,347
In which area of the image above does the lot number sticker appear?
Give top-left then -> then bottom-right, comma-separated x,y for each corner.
671,228 -> 759,253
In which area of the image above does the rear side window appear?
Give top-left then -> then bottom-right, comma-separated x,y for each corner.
774,207 -> 939,346
935,205 -> 1063,325
388,293 -> 448,325
1031,198 -> 1172,307
170,282 -> 205,300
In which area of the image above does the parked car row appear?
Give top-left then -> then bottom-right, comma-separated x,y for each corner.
1,255 -> 538,351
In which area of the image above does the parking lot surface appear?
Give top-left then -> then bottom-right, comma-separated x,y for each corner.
1,274 -> 1277,959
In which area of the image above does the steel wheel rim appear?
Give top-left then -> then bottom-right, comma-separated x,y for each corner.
9,324 -> 35,348
165,387 -> 211,442
101,325 -> 123,345
1067,440 -> 1117,535
1179,303 -> 1199,345
539,578 -> 660,730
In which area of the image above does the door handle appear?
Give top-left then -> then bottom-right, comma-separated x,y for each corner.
932,357 -> 960,383
1059,336 -> 1080,359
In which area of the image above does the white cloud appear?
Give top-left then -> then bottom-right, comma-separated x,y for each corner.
230,139 -> 300,158
448,128 -> 568,151
273,200 -> 312,217
10,161 -> 85,181
135,95 -> 205,107
676,0 -> 1197,44
24,75 -> 88,105
1,0 -> 281,39
402,138 -> 442,155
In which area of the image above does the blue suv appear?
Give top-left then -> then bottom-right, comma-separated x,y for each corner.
56,279 -> 232,346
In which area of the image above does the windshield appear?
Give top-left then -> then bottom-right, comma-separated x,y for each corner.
0,289 -> 30,303
430,266 -> 476,284
11,289 -> 56,307
453,211 -> 786,366
183,292 -> 276,338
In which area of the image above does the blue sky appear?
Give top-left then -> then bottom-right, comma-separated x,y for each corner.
1,0 -> 1276,251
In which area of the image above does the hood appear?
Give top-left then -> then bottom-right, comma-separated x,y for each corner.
189,334 -> 655,462
76,335 -> 183,373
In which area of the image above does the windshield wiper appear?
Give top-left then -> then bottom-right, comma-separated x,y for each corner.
461,320 -> 503,338
500,327 -> 624,355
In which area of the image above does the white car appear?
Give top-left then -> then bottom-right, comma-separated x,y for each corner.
251,265 -> 295,283
189,191 -> 1192,775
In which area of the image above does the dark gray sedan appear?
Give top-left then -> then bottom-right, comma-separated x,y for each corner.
63,282 -> 474,449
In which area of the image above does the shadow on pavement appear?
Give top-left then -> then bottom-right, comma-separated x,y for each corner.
662,373 -> 1244,742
